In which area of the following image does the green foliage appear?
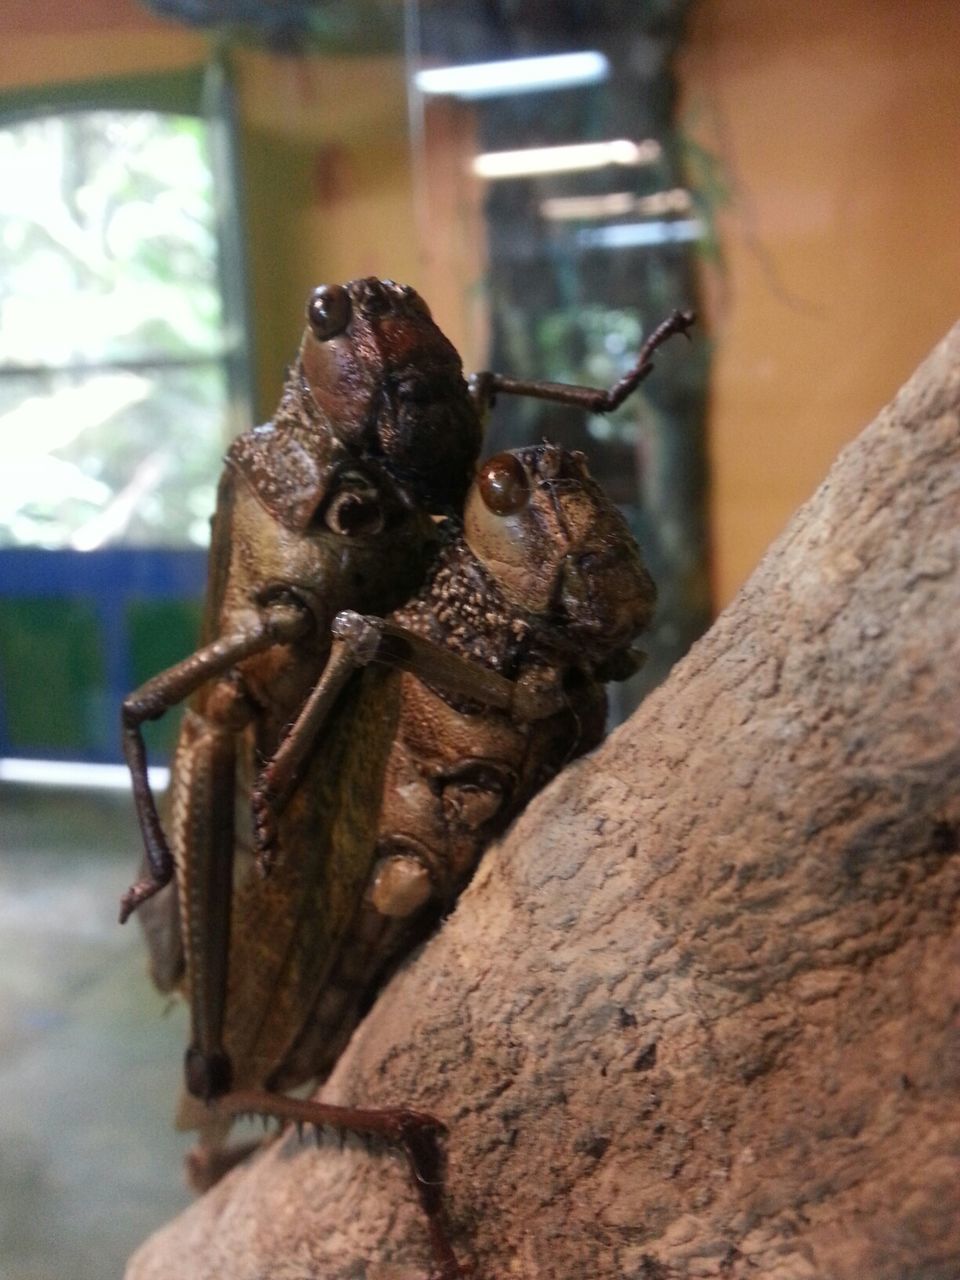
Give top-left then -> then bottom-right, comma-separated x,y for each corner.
0,110 -> 231,548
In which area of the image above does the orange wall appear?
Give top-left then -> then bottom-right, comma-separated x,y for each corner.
681,0 -> 960,606
0,15 -> 204,88
229,51 -> 419,417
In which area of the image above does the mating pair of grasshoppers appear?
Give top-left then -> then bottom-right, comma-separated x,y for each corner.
121,277 -> 693,1278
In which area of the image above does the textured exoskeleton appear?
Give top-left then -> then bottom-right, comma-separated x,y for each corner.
121,281 -> 692,1278
240,444 -> 657,1099
374,443 -> 654,908
122,279 -> 484,1097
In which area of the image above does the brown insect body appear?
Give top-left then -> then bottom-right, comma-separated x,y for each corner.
232,278 -> 480,528
206,277 -> 481,731
125,280 -> 482,1104
374,442 -> 658,911
209,445 -> 656,1118
172,661 -> 404,1131
121,281 -> 692,1276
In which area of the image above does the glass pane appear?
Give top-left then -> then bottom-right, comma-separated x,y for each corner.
406,4 -> 710,709
0,598 -> 104,753
0,111 -> 222,364
0,364 -> 226,549
0,110 -> 235,549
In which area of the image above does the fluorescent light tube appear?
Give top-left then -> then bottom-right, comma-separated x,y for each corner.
473,138 -> 661,180
541,188 -> 692,221
0,757 -> 169,791
576,218 -> 704,249
414,52 -> 609,100
541,192 -> 637,220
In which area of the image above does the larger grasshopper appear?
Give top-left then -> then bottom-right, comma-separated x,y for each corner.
121,279 -> 692,1277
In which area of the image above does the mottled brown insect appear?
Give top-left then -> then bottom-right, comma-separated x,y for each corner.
247,441 -> 657,1058
120,279 -> 692,1278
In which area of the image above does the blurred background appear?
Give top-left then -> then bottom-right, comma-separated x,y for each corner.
0,2 -> 958,1276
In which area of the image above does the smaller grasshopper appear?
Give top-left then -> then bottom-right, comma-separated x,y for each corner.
203,444 -> 659,1278
256,441 -> 656,895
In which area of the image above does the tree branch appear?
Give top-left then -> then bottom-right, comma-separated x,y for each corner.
128,323 -> 960,1280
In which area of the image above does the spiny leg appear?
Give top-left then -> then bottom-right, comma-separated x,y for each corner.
213,1088 -> 466,1279
119,599 -> 311,923
251,629 -> 375,872
251,608 -> 526,874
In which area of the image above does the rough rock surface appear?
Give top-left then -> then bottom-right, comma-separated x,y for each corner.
127,325 -> 960,1280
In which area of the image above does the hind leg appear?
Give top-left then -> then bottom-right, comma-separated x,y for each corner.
213,1089 -> 467,1279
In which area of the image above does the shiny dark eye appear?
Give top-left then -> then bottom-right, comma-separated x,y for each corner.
477,452 -> 530,516
324,488 -> 384,536
306,284 -> 351,340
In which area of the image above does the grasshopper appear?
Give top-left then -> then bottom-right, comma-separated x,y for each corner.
169,443 -> 658,1279
120,279 -> 692,1277
251,441 -> 657,1040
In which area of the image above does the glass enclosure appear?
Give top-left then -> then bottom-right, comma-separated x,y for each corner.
0,10 -> 708,769
3,3 -> 959,1276
0,69 -> 250,768
0,19 -> 707,1271
406,0 -> 710,708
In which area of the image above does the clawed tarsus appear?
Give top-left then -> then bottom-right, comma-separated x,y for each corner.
210,1089 -> 464,1278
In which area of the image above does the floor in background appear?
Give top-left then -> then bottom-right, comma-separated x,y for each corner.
1,785 -> 191,1280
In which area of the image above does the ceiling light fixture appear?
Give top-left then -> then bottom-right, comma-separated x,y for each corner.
473,138 -> 661,180
414,52 -> 609,100
576,219 -> 704,249
541,188 -> 692,221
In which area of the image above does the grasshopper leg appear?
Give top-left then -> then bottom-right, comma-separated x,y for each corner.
119,602 -> 311,923
251,608 -> 557,874
174,686 -> 251,1102
251,630 -> 375,872
121,603 -> 314,1106
213,1088 -> 467,1278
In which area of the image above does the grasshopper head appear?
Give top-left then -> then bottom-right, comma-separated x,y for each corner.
298,278 -> 482,513
463,445 -> 656,661
227,279 -> 482,530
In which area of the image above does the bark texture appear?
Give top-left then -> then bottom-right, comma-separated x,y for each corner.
127,326 -> 960,1280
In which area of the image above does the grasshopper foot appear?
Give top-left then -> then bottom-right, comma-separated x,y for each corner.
212,1090 -> 464,1279
118,872 -> 168,924
251,790 -> 280,876
185,1045 -> 233,1101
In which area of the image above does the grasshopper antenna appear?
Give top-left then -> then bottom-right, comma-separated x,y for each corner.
470,307 -> 695,416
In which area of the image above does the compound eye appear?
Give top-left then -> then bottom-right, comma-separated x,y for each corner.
323,477 -> 385,537
306,284 -> 351,341
477,452 -> 530,517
